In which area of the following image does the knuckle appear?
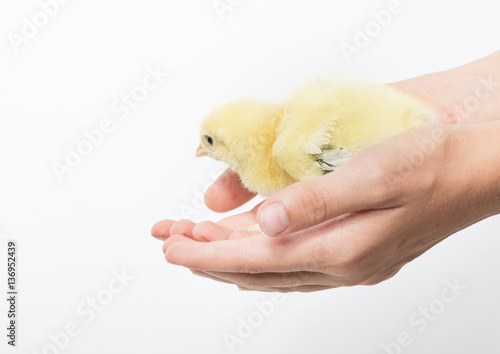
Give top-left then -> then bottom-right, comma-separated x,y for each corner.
376,174 -> 404,205
356,153 -> 386,178
170,219 -> 191,235
194,220 -> 212,230
293,182 -> 331,226
152,220 -> 174,237
162,234 -> 185,253
356,154 -> 403,205
192,221 -> 213,241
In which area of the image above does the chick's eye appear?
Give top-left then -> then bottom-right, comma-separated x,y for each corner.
205,135 -> 213,146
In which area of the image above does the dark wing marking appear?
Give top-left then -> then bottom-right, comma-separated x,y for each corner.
310,144 -> 352,174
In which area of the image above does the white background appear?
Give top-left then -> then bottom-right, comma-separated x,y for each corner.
1,0 -> 499,353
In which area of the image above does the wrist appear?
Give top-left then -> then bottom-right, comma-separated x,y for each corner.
390,51 -> 500,125
452,121 -> 500,218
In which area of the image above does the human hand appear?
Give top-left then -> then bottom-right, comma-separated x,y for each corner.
152,52 -> 500,292
153,121 -> 500,292
390,51 -> 500,125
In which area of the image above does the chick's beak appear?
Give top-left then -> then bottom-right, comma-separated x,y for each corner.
195,144 -> 208,157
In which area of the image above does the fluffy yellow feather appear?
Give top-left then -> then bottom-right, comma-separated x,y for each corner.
196,81 -> 435,197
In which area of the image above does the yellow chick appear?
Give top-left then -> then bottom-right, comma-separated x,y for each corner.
196,81 -> 435,197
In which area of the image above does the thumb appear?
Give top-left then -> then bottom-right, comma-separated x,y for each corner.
256,165 -> 394,236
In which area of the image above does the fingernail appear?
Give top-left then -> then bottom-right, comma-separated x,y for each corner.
260,202 -> 289,236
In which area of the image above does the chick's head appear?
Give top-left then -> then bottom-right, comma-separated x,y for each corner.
196,99 -> 281,172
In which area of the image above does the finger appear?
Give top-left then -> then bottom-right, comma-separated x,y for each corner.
162,235 -> 197,254
164,232 -> 319,273
192,221 -> 233,242
191,270 -> 336,292
227,230 -> 257,240
151,219 -> 176,240
204,168 -> 256,213
202,270 -> 341,288
217,204 -> 260,231
169,219 -> 196,239
256,159 -> 400,236
238,285 -> 333,293
191,270 -> 235,285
